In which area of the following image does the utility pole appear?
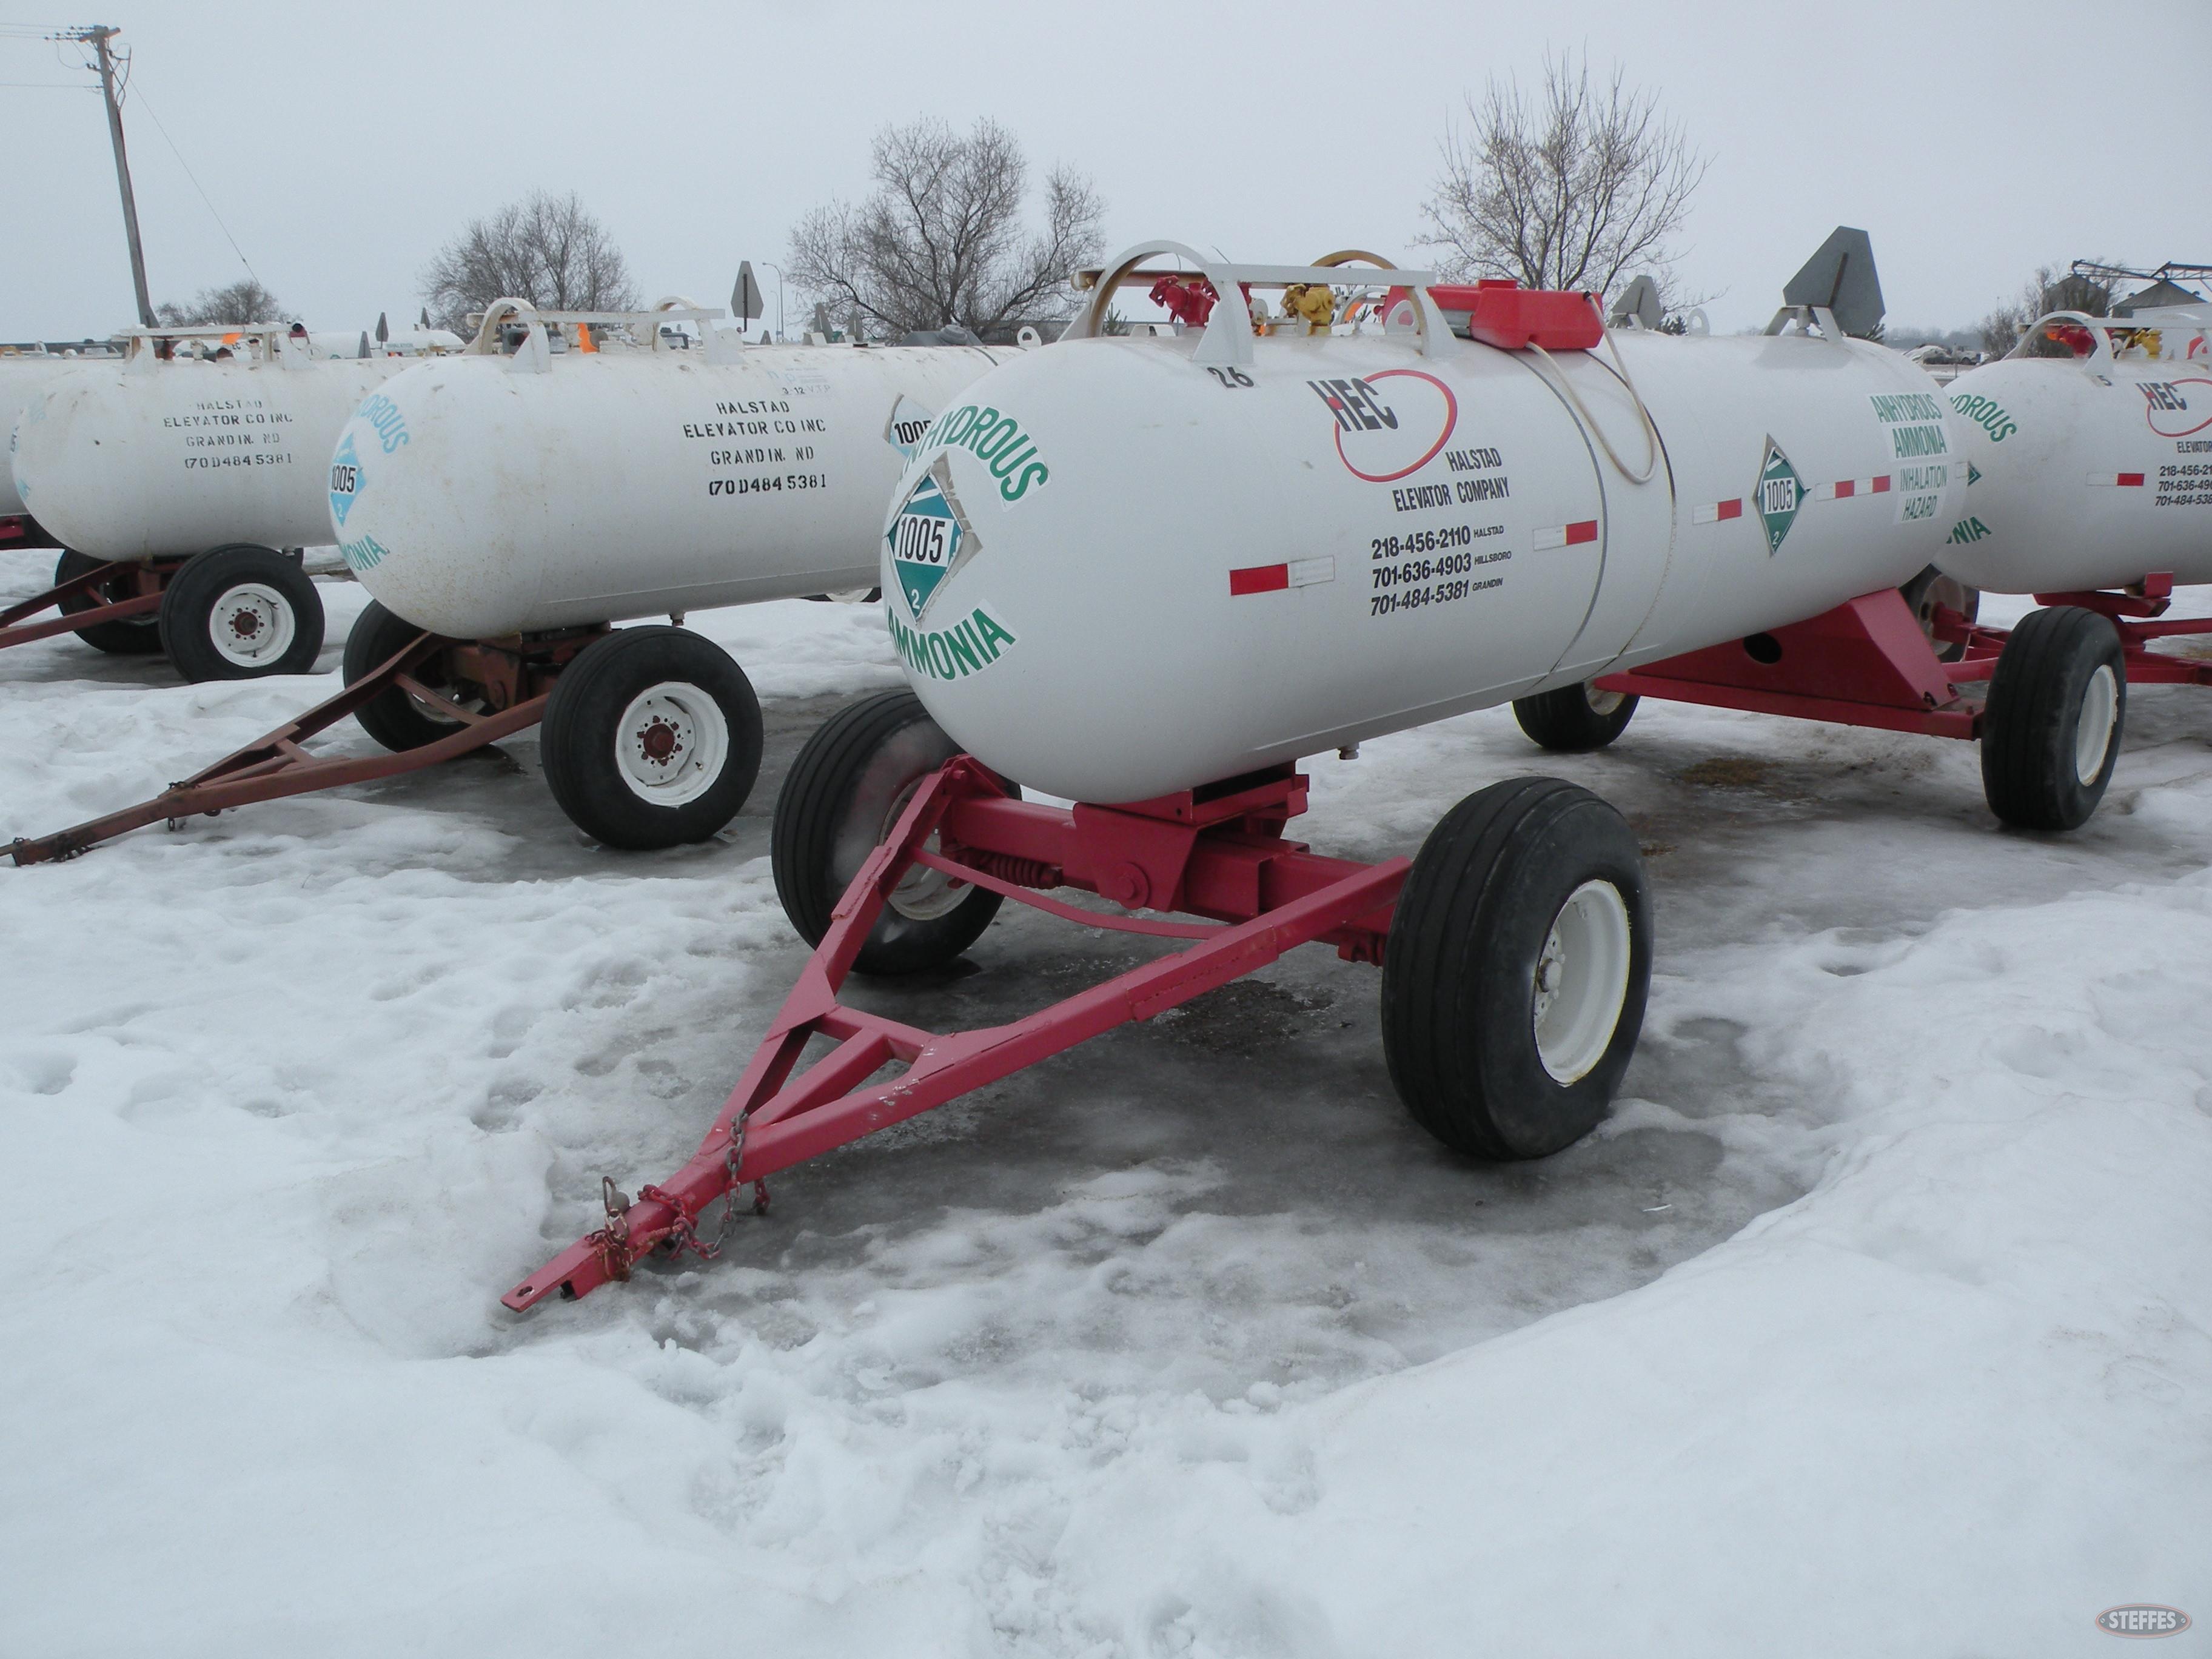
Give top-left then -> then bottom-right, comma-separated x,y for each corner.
70,25 -> 154,327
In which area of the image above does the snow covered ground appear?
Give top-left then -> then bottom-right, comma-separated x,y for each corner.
2,561 -> 2207,1656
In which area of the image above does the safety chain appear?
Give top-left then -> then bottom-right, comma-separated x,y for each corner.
622,1114 -> 771,1269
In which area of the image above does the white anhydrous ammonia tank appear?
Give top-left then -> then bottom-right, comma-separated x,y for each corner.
1935,310 -> 2212,593
328,326 -> 1019,639
880,250 -> 1966,805
12,341 -> 410,558
2,355 -> 84,525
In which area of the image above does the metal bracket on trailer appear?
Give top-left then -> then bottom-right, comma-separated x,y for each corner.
1592,576 -> 2212,739
2026,575 -> 2212,687
0,557 -> 179,653
6,625 -> 605,865
505,759 -> 1407,1311
1595,589 -> 1997,737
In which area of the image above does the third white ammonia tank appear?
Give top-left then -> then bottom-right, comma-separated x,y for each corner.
12,333 -> 412,559
880,246 -> 1966,805
1935,310 -> 2212,592
328,310 -> 1018,639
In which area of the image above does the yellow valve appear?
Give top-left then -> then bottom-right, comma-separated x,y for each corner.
1281,283 -> 1336,334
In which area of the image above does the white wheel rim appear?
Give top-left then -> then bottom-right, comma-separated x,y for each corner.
880,777 -> 970,922
1532,879 -> 1633,1085
2074,664 -> 2118,785
209,582 -> 296,666
614,681 -> 729,805
1584,686 -> 1626,717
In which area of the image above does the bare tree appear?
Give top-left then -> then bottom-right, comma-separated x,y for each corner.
420,191 -> 640,333
1976,263 -> 2114,358
786,118 -> 1105,339
155,277 -> 286,326
1419,53 -> 1708,303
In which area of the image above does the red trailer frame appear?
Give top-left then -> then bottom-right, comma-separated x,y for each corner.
1590,575 -> 2211,738
505,759 -> 1406,1310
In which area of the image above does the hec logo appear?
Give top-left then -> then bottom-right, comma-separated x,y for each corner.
1312,377 -> 1398,433
2142,379 -> 2212,438
329,432 -> 362,527
1755,436 -> 1805,554
1313,369 -> 1458,483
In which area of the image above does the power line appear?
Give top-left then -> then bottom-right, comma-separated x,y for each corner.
126,71 -> 266,295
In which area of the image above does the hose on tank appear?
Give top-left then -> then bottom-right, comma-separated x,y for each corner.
1527,303 -> 1661,485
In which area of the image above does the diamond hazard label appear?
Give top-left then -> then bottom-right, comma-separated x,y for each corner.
1754,437 -> 1805,554
329,432 -> 363,528
886,460 -> 976,622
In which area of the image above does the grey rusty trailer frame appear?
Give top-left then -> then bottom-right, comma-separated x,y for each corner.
0,554 -> 177,652
7,623 -> 606,865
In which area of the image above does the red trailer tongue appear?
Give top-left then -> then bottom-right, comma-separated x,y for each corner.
506,757 -> 1409,1310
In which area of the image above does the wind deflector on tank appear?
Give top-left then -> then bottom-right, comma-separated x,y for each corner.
1783,226 -> 1884,340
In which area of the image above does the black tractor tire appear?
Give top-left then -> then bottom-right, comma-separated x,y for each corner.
1381,777 -> 1652,1161
1899,565 -> 1981,663
538,626 -> 763,850
1980,605 -> 2125,832
53,550 -> 165,655
342,599 -> 466,754
1511,682 -> 1640,752
773,688 -> 1010,976
158,544 -> 324,681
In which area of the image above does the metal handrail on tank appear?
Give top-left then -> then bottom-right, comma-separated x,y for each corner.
117,322 -> 293,344
1065,239 -> 1456,367
2005,309 -> 2211,365
115,321 -> 313,370
463,297 -> 734,369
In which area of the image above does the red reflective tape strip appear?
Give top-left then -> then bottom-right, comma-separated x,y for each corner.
1564,520 -> 1599,545
1229,563 -> 1290,595
1832,478 -> 1856,498
1871,474 -> 1891,493
1717,498 -> 1743,520
2117,473 -> 2145,488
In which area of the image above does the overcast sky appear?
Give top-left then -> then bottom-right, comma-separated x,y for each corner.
5,0 -> 2205,343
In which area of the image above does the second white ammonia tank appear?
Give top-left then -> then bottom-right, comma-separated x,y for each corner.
880,249 -> 1966,805
329,318 -> 1017,640
2,355 -> 84,525
11,338 -> 411,558
1935,311 -> 2212,593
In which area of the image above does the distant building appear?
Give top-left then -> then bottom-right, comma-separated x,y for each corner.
2114,278 -> 2207,316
